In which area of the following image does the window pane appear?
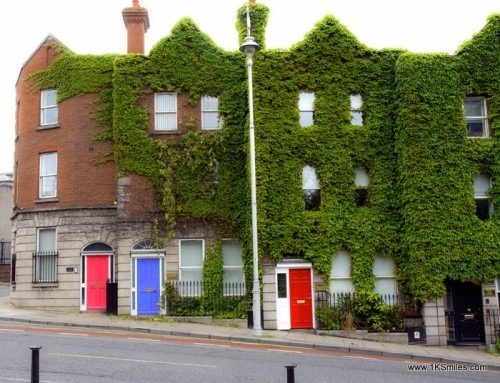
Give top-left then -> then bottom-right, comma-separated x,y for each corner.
155,93 -> 176,112
473,174 -> 490,197
464,99 -> 485,117
330,250 -> 350,278
155,114 -> 176,131
40,153 -> 57,175
374,278 -> 396,296
202,95 -> 219,111
467,120 -> 486,137
354,168 -> 369,187
304,189 -> 320,210
277,273 -> 287,298
298,92 -> 315,110
42,107 -> 58,125
180,268 -> 202,282
350,94 -> 362,110
355,188 -> 368,207
302,166 -> 319,189
330,279 -> 354,294
223,269 -> 244,284
42,90 -> 57,107
476,198 -> 491,220
40,176 -> 57,197
38,229 -> 56,252
202,112 -> 221,130
373,256 -> 394,277
180,240 -> 203,267
222,240 -> 243,267
350,111 -> 363,126
299,111 -> 314,128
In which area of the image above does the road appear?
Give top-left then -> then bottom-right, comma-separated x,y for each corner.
0,323 -> 498,383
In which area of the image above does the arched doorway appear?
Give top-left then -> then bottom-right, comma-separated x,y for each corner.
130,239 -> 165,315
80,242 -> 114,311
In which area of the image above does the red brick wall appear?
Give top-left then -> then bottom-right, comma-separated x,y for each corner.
15,39 -> 117,210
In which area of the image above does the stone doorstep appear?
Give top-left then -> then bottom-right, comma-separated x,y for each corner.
316,329 -> 408,345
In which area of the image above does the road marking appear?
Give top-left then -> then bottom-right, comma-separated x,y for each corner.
126,337 -> 160,342
49,353 -> 217,368
343,355 -> 378,361
0,329 -> 24,332
58,333 -> 88,336
0,378 -> 64,383
267,349 -> 303,354
194,343 -> 231,348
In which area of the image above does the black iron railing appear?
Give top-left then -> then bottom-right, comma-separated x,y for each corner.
315,291 -> 421,332
0,241 -> 11,265
485,309 -> 500,344
32,251 -> 58,283
162,281 -> 248,318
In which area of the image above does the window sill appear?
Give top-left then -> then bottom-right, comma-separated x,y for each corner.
32,282 -> 58,288
152,130 -> 180,135
36,124 -> 60,131
34,197 -> 59,204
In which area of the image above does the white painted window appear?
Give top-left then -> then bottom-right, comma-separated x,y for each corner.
464,97 -> 488,138
222,240 -> 244,295
474,174 -> 492,220
373,256 -> 396,296
41,89 -> 58,125
179,239 -> 204,283
350,94 -> 363,126
35,228 -> 57,283
299,92 -> 315,128
329,250 -> 353,294
39,152 -> 57,198
354,168 -> 369,207
302,166 -> 320,210
202,95 -> 222,130
155,93 -> 177,131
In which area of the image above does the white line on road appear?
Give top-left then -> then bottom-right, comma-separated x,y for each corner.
0,329 -> 24,332
126,337 -> 160,342
194,343 -> 231,348
343,355 -> 379,361
267,349 -> 303,354
58,333 -> 88,336
49,353 -> 217,368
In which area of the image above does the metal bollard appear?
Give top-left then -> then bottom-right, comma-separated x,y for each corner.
30,346 -> 42,383
285,364 -> 296,383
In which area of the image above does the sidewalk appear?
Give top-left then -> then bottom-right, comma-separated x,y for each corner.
0,294 -> 499,370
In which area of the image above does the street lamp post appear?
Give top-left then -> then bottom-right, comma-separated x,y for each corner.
239,6 -> 262,337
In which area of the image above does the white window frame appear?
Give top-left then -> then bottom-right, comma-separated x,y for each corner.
155,93 -> 177,131
329,250 -> 354,294
35,227 -> 57,283
179,239 -> 204,296
41,89 -> 58,126
222,239 -> 244,295
39,152 -> 57,198
373,256 -> 397,297
464,97 -> 488,138
299,92 -> 315,128
350,94 -> 363,126
474,174 -> 493,220
201,95 -> 222,130
302,165 -> 320,210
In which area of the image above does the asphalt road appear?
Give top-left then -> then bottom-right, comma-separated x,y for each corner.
0,323 -> 498,383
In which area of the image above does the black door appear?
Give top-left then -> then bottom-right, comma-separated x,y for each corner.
448,281 -> 485,343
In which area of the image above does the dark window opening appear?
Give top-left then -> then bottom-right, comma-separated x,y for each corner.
355,188 -> 369,207
304,189 -> 320,211
475,198 -> 491,220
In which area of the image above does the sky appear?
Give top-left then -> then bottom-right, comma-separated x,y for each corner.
0,0 -> 498,174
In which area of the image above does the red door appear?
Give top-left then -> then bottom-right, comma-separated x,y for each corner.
289,269 -> 313,328
87,256 -> 109,310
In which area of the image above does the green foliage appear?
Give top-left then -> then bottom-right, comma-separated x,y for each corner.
32,7 -> 500,305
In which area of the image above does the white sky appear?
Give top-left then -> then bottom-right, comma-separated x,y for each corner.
0,0 -> 498,174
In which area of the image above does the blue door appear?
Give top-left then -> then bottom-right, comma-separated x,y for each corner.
137,258 -> 160,315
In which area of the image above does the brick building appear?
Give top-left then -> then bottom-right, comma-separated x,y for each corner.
11,1 -> 500,346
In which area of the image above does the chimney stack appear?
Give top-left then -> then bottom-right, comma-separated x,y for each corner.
122,0 -> 150,54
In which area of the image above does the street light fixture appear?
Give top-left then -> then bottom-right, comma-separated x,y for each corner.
239,6 -> 262,337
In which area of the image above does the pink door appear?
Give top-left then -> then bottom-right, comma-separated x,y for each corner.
289,269 -> 313,329
87,256 -> 109,310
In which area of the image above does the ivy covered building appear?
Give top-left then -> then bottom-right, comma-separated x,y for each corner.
10,1 -> 500,346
